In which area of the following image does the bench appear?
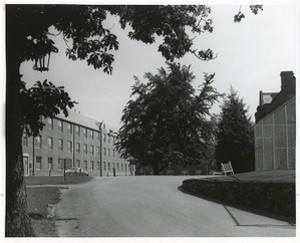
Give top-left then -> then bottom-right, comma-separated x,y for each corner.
221,161 -> 234,175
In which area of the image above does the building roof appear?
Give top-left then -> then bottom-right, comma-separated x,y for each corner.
56,109 -> 119,133
255,71 -> 295,122
56,109 -> 101,131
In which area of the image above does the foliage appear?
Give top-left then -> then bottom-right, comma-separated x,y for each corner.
215,87 -> 254,173
117,63 -> 222,174
10,5 -> 215,74
234,5 -> 263,23
19,79 -> 76,136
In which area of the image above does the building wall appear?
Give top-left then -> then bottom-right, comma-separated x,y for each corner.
22,116 -> 132,177
254,97 -> 295,170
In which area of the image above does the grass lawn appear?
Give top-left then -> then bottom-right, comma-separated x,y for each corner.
25,175 -> 93,186
27,187 -> 62,237
26,175 -> 92,236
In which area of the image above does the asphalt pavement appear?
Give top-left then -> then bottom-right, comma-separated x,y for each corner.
55,175 -> 296,237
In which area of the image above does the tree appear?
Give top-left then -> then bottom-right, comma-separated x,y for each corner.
6,4 -> 262,236
215,87 -> 254,173
117,63 -> 221,175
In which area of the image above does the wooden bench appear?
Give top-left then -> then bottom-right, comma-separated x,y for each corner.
221,161 -> 234,175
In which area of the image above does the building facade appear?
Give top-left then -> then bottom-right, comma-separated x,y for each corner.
254,71 -> 296,171
22,110 -> 134,177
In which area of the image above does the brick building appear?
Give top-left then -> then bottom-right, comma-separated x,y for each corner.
22,110 -> 133,177
254,71 -> 296,170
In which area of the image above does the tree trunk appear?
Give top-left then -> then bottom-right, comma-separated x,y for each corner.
6,7 -> 34,236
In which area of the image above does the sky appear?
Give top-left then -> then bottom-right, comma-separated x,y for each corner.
17,3 -> 298,130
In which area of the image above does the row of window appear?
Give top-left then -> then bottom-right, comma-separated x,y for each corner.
35,156 -> 100,171
23,135 -> 117,157
34,156 -> 127,172
47,118 -> 101,140
23,132 -> 116,148
103,147 -> 117,157
102,161 -> 127,172
48,118 -> 117,144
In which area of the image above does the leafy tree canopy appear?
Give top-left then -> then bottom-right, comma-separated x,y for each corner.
215,87 -> 254,173
117,62 -> 222,175
9,5 -> 217,74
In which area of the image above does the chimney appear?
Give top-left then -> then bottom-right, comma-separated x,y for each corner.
280,71 -> 295,89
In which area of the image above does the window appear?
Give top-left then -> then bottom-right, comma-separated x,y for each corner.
113,149 -> 115,157
97,146 -> 100,156
36,156 -> 42,170
113,163 -> 115,170
47,137 -> 53,150
104,147 -> 106,156
108,148 -> 111,157
108,162 -> 111,171
22,134 -> 28,146
84,160 -> 88,170
76,142 -> 80,153
58,139 -> 63,151
48,157 -> 53,170
103,162 -> 106,171
68,141 -> 72,152
97,132 -> 100,141
76,125 -> 80,136
117,163 -> 120,171
121,164 -> 124,171
35,136 -> 41,148
58,120 -> 63,132
108,135 -> 111,143
83,128 -> 87,138
83,144 -> 87,154
90,130 -> 94,139
97,161 -> 100,170
103,133 -> 106,142
90,161 -> 94,171
90,145 -> 94,155
48,118 -> 53,130
76,160 -> 80,167
67,123 -> 72,135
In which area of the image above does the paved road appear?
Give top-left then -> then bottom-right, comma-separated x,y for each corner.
55,176 -> 296,237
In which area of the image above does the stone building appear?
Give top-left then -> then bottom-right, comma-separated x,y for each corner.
254,71 -> 296,170
22,110 -> 133,177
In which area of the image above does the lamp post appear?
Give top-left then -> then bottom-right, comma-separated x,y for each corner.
32,45 -> 58,72
33,52 -> 51,72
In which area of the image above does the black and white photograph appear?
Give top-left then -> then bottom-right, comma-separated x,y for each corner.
1,0 -> 298,240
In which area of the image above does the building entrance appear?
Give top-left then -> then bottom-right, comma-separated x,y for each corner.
23,156 -> 29,176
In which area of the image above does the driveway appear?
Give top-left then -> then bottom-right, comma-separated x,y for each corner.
55,176 -> 296,237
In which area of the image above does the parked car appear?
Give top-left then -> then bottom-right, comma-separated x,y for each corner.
64,167 -> 89,176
